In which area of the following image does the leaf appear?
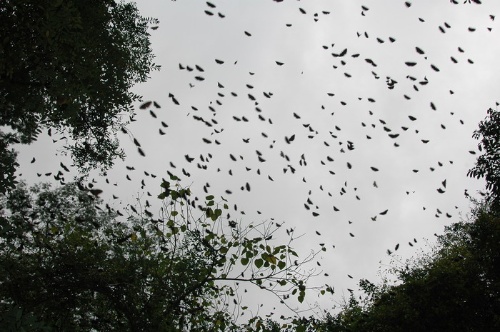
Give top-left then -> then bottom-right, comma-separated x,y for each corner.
206,195 -> 214,200
255,258 -> 263,268
241,257 -> 249,265
278,261 -> 286,270
263,253 -> 277,265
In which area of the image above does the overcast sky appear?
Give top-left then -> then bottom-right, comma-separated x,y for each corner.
16,0 -> 500,321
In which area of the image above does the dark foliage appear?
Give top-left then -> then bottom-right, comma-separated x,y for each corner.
0,0 -> 159,193
468,108 -> 500,213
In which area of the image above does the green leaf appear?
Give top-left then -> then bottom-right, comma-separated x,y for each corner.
296,325 -> 306,332
241,257 -> 249,265
262,253 -> 277,265
255,258 -> 263,268
278,261 -> 286,270
206,195 -> 214,200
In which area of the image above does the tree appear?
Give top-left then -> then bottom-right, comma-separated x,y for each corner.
309,203 -> 500,332
0,179 -> 324,331
0,0 -> 160,193
468,107 -> 500,213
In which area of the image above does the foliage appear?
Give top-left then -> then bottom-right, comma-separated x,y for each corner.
0,0 -> 160,193
0,179 -> 323,331
468,107 -> 500,213
308,202 -> 500,332
0,132 -> 18,195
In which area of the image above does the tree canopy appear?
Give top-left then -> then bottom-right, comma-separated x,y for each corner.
0,0 -> 159,193
468,107 -> 500,213
0,179 -> 325,331
290,200 -> 499,332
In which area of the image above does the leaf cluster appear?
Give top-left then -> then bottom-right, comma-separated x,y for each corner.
468,108 -> 500,213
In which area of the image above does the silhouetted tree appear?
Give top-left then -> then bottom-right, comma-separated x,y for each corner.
0,180 -> 322,331
304,203 -> 500,332
0,0 -> 159,193
468,107 -> 500,214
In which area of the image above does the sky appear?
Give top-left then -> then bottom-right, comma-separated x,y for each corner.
14,0 -> 500,322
